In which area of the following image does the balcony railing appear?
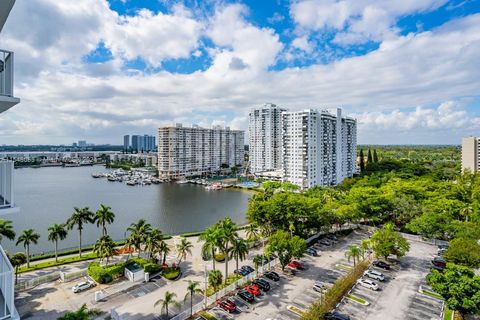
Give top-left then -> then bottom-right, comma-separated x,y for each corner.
0,246 -> 17,319
0,49 -> 14,98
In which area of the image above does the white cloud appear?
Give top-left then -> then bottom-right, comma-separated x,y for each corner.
290,0 -> 448,44
1,2 -> 480,145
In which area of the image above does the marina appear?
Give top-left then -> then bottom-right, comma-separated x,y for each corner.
5,166 -> 250,254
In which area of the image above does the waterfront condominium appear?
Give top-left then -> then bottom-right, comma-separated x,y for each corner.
123,134 -> 130,151
130,134 -> 156,153
157,124 -> 245,179
281,108 -> 357,189
248,103 -> 286,174
462,137 -> 480,173
0,1 -> 21,318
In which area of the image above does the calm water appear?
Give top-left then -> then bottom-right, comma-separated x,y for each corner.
3,166 -> 250,254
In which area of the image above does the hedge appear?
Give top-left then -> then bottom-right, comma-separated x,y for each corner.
18,252 -> 98,273
88,257 -> 163,284
163,267 -> 181,280
301,260 -> 370,320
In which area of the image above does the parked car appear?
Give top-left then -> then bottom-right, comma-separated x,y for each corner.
245,284 -> 262,296
241,265 -> 255,274
431,257 -> 446,268
237,289 -> 255,302
217,299 -> 236,313
194,317 -> 207,320
306,248 -> 318,256
326,234 -> 338,241
357,278 -> 379,291
72,280 -> 96,293
288,260 -> 305,270
373,260 -> 391,270
324,312 -> 351,320
438,244 -> 449,250
313,281 -> 327,293
264,271 -> 280,281
437,247 -> 448,256
234,268 -> 249,276
253,278 -> 271,291
318,239 -> 332,246
364,269 -> 385,281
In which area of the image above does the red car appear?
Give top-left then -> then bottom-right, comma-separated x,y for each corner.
217,299 -> 236,313
245,284 -> 262,296
288,260 -> 304,270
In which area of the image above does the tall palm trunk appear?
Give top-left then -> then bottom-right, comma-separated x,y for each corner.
212,248 -> 216,271
190,292 -> 193,317
224,248 -> 228,285
79,229 -> 83,257
26,245 -> 30,268
15,267 -> 18,284
163,252 -> 166,265
55,239 -> 58,263
236,255 -> 239,271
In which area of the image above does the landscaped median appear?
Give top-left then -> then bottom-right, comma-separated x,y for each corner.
301,260 -> 370,320
88,257 -> 163,284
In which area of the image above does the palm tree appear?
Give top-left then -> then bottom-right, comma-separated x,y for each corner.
229,238 -> 248,271
126,219 -> 152,257
184,280 -> 203,317
57,304 -> 102,320
16,229 -> 40,268
94,204 -> 115,236
218,218 -> 238,284
360,239 -> 371,260
345,245 -> 361,266
145,228 -> 163,260
199,225 -> 221,271
176,237 -> 193,266
9,252 -> 27,284
253,254 -> 264,273
160,240 -> 170,265
66,207 -> 94,257
154,291 -> 180,319
245,224 -> 260,243
459,205 -> 473,222
93,235 -> 115,265
47,224 -> 68,262
0,219 -> 16,244
208,269 -> 223,298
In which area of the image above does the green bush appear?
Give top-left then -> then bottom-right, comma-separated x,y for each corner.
163,267 -> 181,280
214,253 -> 225,262
144,262 -> 162,274
301,260 -> 369,320
88,261 -> 126,284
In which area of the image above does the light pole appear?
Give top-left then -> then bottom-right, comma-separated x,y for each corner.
203,263 -> 208,308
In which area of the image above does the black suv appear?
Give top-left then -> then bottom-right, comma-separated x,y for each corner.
237,289 -> 254,302
252,278 -> 271,291
264,271 -> 280,281
324,312 -> 351,320
373,260 -> 391,270
241,265 -> 254,274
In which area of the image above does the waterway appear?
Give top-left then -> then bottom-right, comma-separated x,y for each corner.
4,166 -> 251,254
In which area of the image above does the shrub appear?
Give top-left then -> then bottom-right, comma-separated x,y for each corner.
88,261 -> 126,284
144,262 -> 162,274
301,260 -> 369,320
214,253 -> 225,262
163,267 -> 181,280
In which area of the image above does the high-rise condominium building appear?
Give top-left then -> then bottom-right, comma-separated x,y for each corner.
462,137 -> 480,173
130,134 -> 155,153
0,1 -> 21,318
123,135 -> 130,151
281,108 -> 357,189
157,124 -> 244,179
249,103 -> 286,173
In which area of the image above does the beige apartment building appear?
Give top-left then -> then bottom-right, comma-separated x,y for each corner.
462,137 -> 480,173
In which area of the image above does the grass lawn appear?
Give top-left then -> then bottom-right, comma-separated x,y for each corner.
421,289 -> 443,300
202,312 -> 217,320
443,307 -> 453,320
335,264 -> 353,271
347,294 -> 369,306
18,252 -> 98,273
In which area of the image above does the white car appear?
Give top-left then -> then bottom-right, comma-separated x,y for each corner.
72,280 -> 96,293
357,278 -> 379,291
313,281 -> 328,293
364,269 -> 385,281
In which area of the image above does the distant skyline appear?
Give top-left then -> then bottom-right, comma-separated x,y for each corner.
1,0 -> 479,145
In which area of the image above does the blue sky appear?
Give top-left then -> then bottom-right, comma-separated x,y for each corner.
1,0 -> 480,144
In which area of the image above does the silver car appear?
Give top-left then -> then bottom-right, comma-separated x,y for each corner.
357,278 -> 379,291
72,280 -> 96,293
364,269 -> 385,281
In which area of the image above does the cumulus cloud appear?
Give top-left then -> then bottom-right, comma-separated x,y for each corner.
290,0 -> 448,44
1,1 -> 479,145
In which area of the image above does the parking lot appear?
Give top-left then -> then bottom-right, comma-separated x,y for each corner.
211,228 -> 443,320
